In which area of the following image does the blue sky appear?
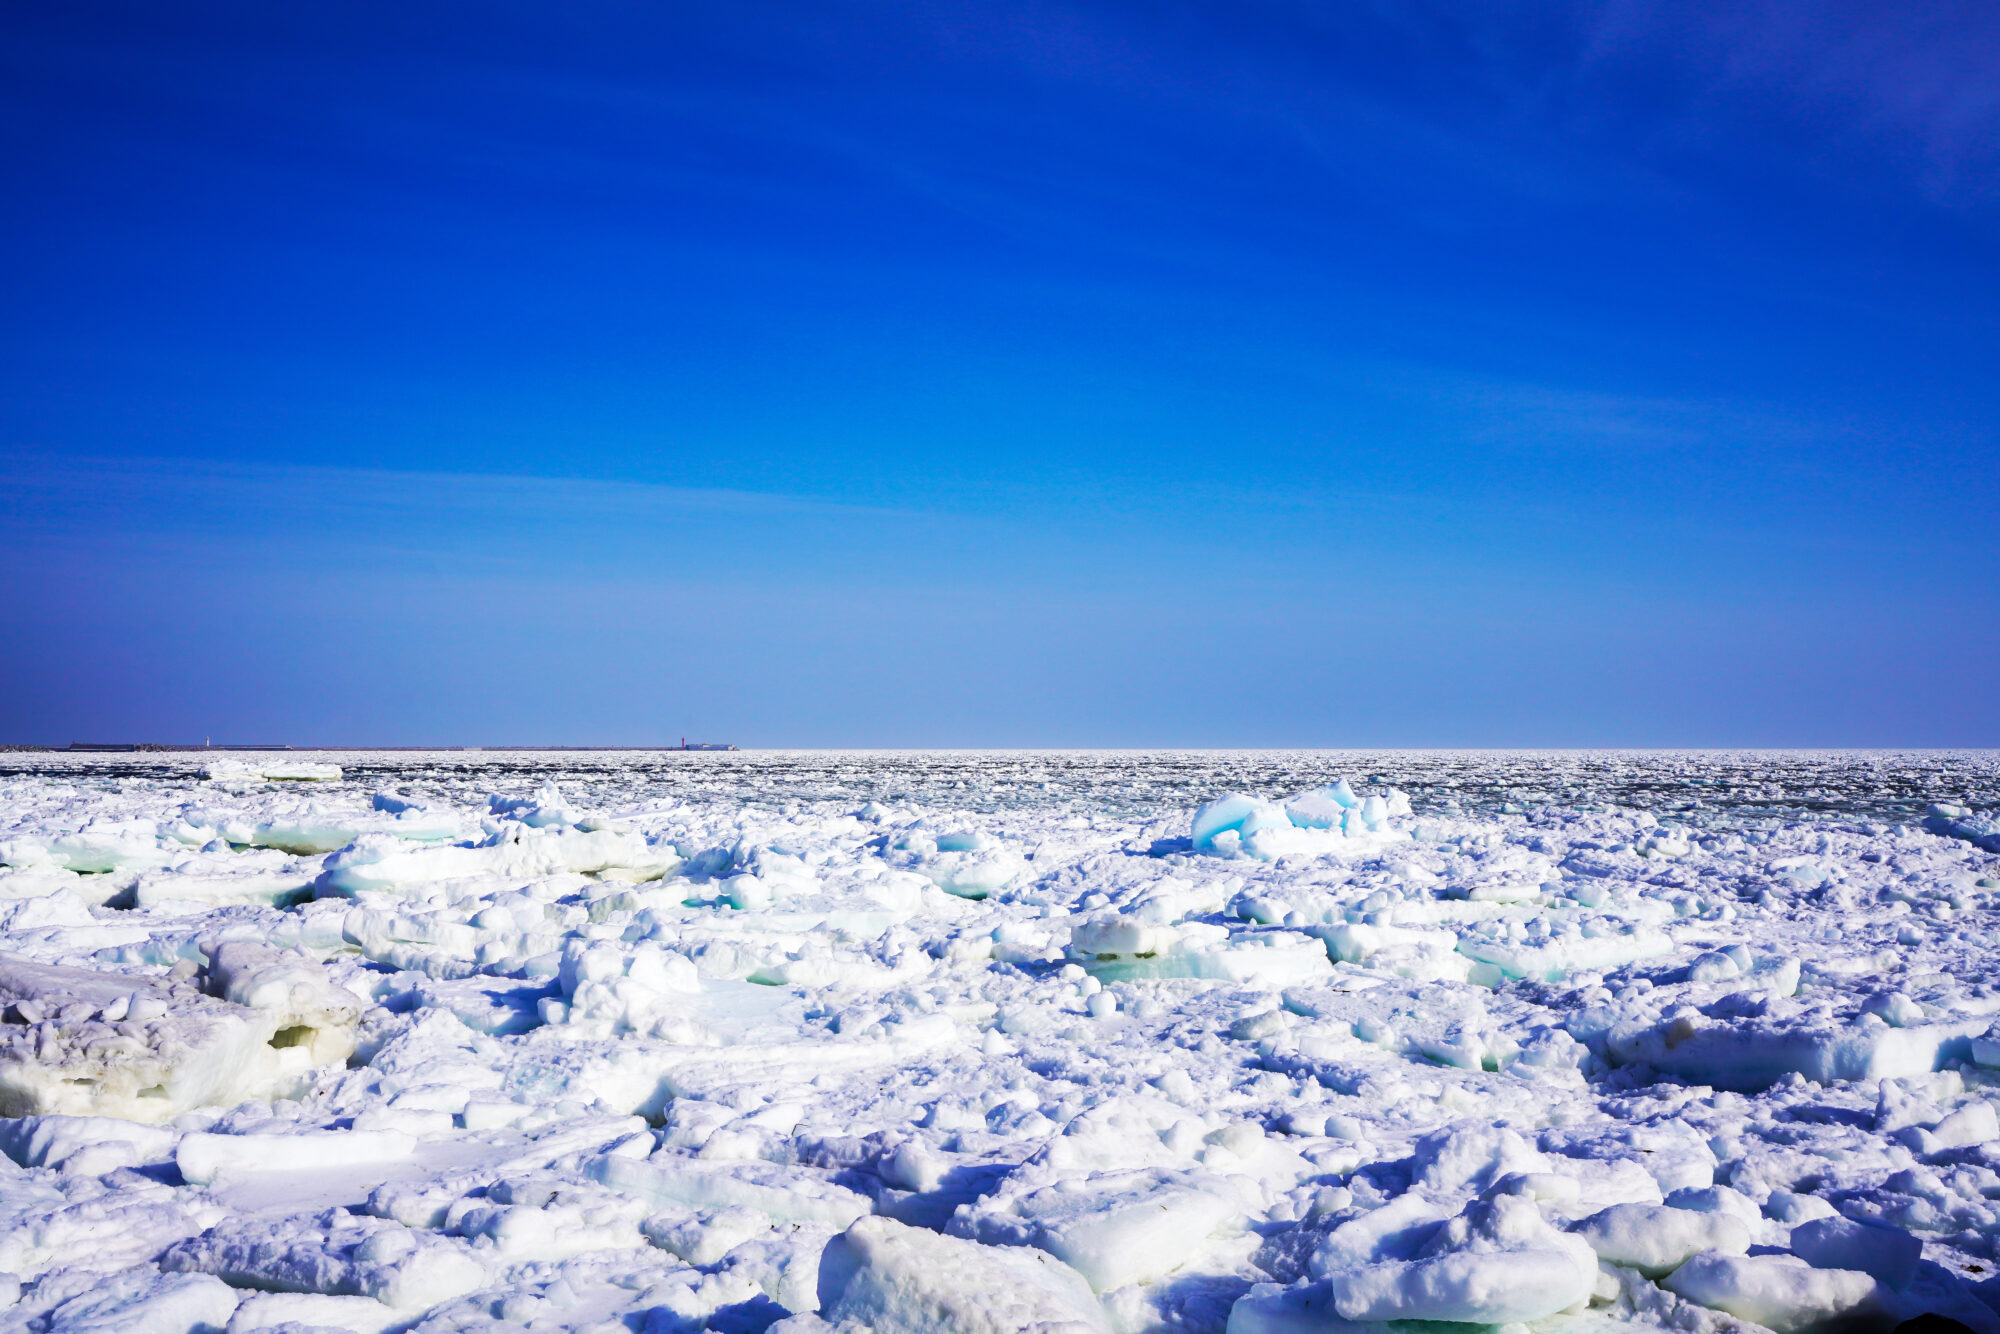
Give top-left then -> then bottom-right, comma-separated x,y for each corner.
3,1 -> 1996,745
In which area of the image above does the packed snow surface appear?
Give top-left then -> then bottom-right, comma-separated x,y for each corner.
0,749 -> 1997,1334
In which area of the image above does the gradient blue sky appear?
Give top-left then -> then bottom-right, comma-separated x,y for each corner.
4,1 -> 1996,746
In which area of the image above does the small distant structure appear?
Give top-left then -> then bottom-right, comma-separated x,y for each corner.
676,737 -> 737,752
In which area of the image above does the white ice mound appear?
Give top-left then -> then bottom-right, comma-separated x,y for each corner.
1192,794 -> 1293,849
488,782 -> 584,828
319,826 -> 677,896
1064,876 -> 1330,985
952,1166 -> 1243,1292
0,946 -> 360,1122
161,1207 -> 488,1310
1662,1251 -> 1887,1334
1572,1202 -> 1751,1277
36,1270 -> 240,1334
1071,915 -> 1332,986
226,1292 -> 404,1334
818,1215 -> 1111,1334
1312,1193 -> 1598,1325
0,819 -> 177,874
201,759 -> 343,783
555,939 -> 705,1041
205,941 -> 364,1067
1191,784 -> 1410,860
215,807 -> 460,855
1603,997 -> 1987,1092
129,851 -> 319,910
881,827 -> 1027,899
0,1113 -> 178,1173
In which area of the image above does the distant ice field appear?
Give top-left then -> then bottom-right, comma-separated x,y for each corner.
13,748 -> 1996,824
0,750 -> 1997,1334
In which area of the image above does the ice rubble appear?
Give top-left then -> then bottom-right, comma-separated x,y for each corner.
1190,786 -> 1410,861
1931,804 -> 2000,855
0,751 -> 1996,1334
0,943 -> 359,1122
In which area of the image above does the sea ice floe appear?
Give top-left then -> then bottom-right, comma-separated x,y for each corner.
0,750 -> 1995,1334
1572,1201 -> 1752,1276
200,759 -> 344,784
1661,1251 -> 1886,1334
1318,1193 -> 1600,1324
817,1214 -> 1110,1334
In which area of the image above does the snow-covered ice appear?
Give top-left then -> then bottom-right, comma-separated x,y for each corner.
0,748 -> 1997,1334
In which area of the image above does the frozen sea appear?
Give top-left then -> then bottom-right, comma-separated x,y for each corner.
1,749 -> 1999,1334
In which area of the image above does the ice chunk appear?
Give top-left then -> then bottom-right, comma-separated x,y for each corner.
226,1291 -> 404,1333
555,939 -> 706,1040
1193,795 -> 1293,852
1308,1193 -> 1449,1278
3,821 -> 176,874
454,1184 -> 652,1261
1605,1006 -> 1987,1092
0,1114 -> 177,1173
1326,1246 -> 1593,1324
1572,1203 -> 1750,1277
1071,914 -> 1184,958
644,1202 -> 776,1266
1900,1099 -> 2000,1155
1665,1185 -> 1763,1226
1411,1125 -> 1550,1195
918,847 -> 1027,898
1319,920 -> 1470,981
1457,921 -> 1672,981
319,826 -> 675,895
201,759 -> 342,782
131,867 -> 317,910
1197,782 -> 1413,858
39,1270 -> 239,1334
205,940 -> 363,1068
1787,1217 -> 1923,1289
954,1168 -> 1241,1292
1318,1195 -> 1598,1324
1662,1251 -> 1886,1334
1076,923 -> 1333,987
818,1215 -> 1111,1334
488,782 -> 582,828
1688,951 -> 1742,983
161,1207 -> 487,1310
1282,789 -> 1349,830
0,954 -> 352,1122
1925,805 -> 2000,853
1225,1282 -> 1378,1334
